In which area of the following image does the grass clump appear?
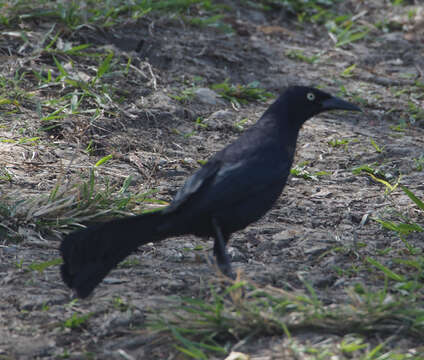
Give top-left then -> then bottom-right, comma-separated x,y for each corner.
62,312 -> 92,330
328,137 -> 350,149
291,161 -> 330,180
375,186 -> 424,255
247,0 -> 340,22
211,80 -> 274,106
252,0 -> 371,46
148,275 -> 424,359
0,168 -> 166,241
170,87 -> 196,103
326,15 -> 370,47
0,0 -> 231,30
352,164 -> 402,194
286,49 -> 320,64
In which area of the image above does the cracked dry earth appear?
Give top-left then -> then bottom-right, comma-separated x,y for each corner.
1,1 -> 424,359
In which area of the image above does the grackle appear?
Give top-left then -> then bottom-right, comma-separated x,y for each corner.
60,86 -> 361,298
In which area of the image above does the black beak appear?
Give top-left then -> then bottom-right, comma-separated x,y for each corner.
322,96 -> 362,112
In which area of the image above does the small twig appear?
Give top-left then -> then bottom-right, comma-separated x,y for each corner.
144,62 -> 157,90
351,10 -> 368,22
196,45 -> 207,57
231,101 -> 240,111
148,21 -> 155,37
129,64 -> 149,80
415,63 -> 423,79
117,349 -> 135,360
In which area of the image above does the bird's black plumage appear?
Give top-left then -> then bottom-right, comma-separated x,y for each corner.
60,86 -> 361,298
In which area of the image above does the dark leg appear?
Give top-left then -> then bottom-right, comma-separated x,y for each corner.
211,217 -> 234,278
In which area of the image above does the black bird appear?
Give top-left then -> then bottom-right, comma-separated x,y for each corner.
60,86 -> 360,298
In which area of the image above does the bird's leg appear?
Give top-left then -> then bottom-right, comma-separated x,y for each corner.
211,217 -> 234,278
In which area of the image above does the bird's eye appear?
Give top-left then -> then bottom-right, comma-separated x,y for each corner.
306,92 -> 315,101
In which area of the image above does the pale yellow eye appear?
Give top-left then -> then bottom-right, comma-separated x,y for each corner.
307,92 -> 315,101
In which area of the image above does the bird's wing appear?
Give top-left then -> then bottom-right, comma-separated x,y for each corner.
166,146 -> 290,214
204,153 -> 289,208
164,157 -> 222,213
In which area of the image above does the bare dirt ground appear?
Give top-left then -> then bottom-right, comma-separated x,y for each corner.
1,1 -> 424,359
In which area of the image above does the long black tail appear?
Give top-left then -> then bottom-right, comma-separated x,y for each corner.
60,209 -> 187,298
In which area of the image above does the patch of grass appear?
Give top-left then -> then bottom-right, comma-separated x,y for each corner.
326,14 -> 370,47
0,97 -> 20,113
147,276 -> 424,359
188,14 -> 232,33
413,156 -> 424,171
1,0 -> 231,30
62,312 -> 92,330
328,138 -> 350,149
1,31 -> 140,137
250,0 -> 341,23
291,162 -> 330,180
352,164 -> 401,194
341,64 -> 356,77
390,122 -> 407,133
290,166 -> 313,180
375,186 -> 424,254
370,138 -> 384,153
0,72 -> 33,111
112,296 -> 130,312
337,85 -> 368,107
33,49 -> 124,131
0,168 -> 167,241
211,80 -> 274,106
233,118 -> 249,132
286,49 -> 320,64
408,101 -> 424,123
0,167 -> 13,182
0,136 -> 40,145
170,87 -> 196,103
28,258 -> 63,274
195,117 -> 207,129
119,257 -> 141,268
14,259 -> 24,270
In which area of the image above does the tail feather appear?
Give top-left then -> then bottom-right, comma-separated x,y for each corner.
60,210 -> 185,298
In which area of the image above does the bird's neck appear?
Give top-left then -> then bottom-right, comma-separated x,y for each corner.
280,121 -> 301,160
262,101 -> 304,157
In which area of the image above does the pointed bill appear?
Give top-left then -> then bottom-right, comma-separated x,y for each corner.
322,96 -> 362,112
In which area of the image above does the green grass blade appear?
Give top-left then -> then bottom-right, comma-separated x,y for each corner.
366,257 -> 405,282
402,186 -> 424,211
94,154 -> 113,167
96,52 -> 114,80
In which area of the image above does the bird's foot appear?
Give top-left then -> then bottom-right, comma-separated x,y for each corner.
207,254 -> 235,279
217,261 -> 235,280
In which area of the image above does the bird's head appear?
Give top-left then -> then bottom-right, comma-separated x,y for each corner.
283,86 -> 361,122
